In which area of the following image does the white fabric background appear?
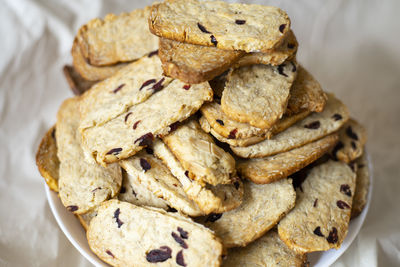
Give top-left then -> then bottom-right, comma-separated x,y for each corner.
0,0 -> 399,266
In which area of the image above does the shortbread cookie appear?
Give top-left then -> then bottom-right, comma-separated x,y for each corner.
77,209 -> 98,231
153,140 -> 243,214
63,65 -> 96,96
332,119 -> 367,163
159,38 -> 244,84
77,7 -> 158,66
81,79 -> 213,165
286,65 -> 327,115
351,152 -> 370,218
222,230 -> 307,267
237,133 -> 338,184
197,179 -> 295,248
79,55 -> 170,131
162,120 -> 236,186
149,0 -> 290,52
221,61 -> 297,129
278,160 -> 356,253
36,126 -> 59,192
118,170 -> 169,210
71,39 -> 128,81
56,98 -> 122,214
232,93 -> 349,158
119,151 -> 204,216
87,200 -> 223,267
235,30 -> 298,67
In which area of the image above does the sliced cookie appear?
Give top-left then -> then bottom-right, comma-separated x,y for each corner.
71,39 -> 128,82
153,140 -> 243,214
332,119 -> 367,163
81,78 -> 213,165
286,65 -> 327,115
162,120 -> 236,186
159,38 -> 244,84
87,200 -> 223,267
278,160 -> 356,253
351,152 -> 370,218
36,126 -> 59,192
197,179 -> 296,248
56,98 -> 122,214
231,93 -> 349,158
221,61 -> 297,129
237,133 -> 339,184
222,230 -> 307,267
119,150 -> 204,216
63,65 -> 96,96
76,7 -> 158,66
235,30 -> 298,67
149,0 -> 290,52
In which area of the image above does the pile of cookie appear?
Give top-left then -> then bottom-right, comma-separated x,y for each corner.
37,0 -> 370,266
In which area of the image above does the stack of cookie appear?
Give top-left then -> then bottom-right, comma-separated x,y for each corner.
37,0 -> 370,266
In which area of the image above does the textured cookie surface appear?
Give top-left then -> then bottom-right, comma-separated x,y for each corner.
221,61 -> 297,129
119,150 -> 203,216
153,140 -> 243,214
232,93 -> 349,158
332,119 -> 367,163
56,98 -> 122,214
71,39 -> 128,82
87,200 -> 223,267
351,152 -> 370,218
149,0 -> 290,52
278,160 -> 356,253
222,230 -> 307,267
286,65 -> 327,115
159,38 -> 244,84
36,126 -> 59,192
63,65 -> 96,96
197,179 -> 295,248
237,134 -> 338,184
77,7 -> 158,66
163,120 -> 235,186
77,209 -> 98,231
81,79 -> 213,165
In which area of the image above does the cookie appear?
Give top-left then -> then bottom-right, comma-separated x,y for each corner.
87,200 -> 223,267
278,160 -> 356,253
77,209 -> 98,231
235,30 -> 298,67
56,98 -> 122,214
76,7 -> 158,66
237,133 -> 339,184
119,150 -> 204,216
231,93 -> 349,158
159,38 -> 244,84
71,39 -> 128,82
63,65 -> 96,96
79,54 -> 170,131
118,170 -> 169,211
351,152 -> 370,218
36,126 -> 59,192
197,179 -> 296,248
222,230 -> 307,267
162,120 -> 236,186
332,119 -> 367,163
153,140 -> 243,214
286,65 -> 327,115
149,0 -> 290,52
221,61 -> 297,129
81,78 -> 213,165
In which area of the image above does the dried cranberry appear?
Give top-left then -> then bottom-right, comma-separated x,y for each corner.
197,23 -> 211,33
183,84 -> 191,90
313,226 -> 324,237
114,208 -> 124,228
112,84 -> 125,93
67,205 -> 78,212
140,158 -> 151,172
313,199 -> 318,207
146,246 -> 172,263
304,121 -> 320,129
177,227 -> 188,239
346,126 -> 358,140
152,77 -> 165,92
279,24 -> 286,33
139,79 -> 156,90
133,120 -> 141,130
184,171 -> 189,178
176,250 -> 186,266
216,119 -> 224,126
235,19 -> 246,25
145,147 -> 154,155
228,129 -> 237,139
277,64 -> 288,77
106,250 -> 115,258
134,133 -> 154,146
172,232 -> 188,249
210,35 -> 218,46
148,50 -> 158,57
205,213 -> 222,222
332,114 -> 342,121
337,200 -> 350,209
106,147 -> 122,155
124,112 -> 132,123
327,227 -> 338,243
340,184 -> 352,197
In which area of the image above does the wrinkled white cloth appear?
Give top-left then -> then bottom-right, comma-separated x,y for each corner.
0,0 -> 399,266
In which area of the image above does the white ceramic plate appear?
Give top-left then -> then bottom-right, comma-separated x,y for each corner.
46,155 -> 372,267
